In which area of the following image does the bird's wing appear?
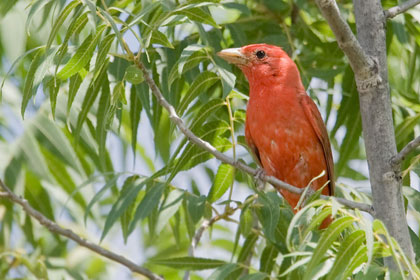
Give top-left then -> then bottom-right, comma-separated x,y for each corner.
245,120 -> 262,166
300,94 -> 335,195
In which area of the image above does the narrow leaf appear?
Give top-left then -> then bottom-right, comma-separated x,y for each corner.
96,75 -> 111,169
208,163 -> 234,202
178,71 -> 219,115
155,189 -> 184,234
151,30 -> 174,48
57,25 -> 106,80
327,230 -> 366,280
74,60 -> 108,141
22,47 -> 45,118
173,7 -> 219,27
153,257 -> 226,270
304,216 -> 355,280
209,264 -> 241,280
260,244 -> 279,273
46,0 -> 81,50
130,85 -> 142,155
67,73 -> 83,114
127,183 -> 166,235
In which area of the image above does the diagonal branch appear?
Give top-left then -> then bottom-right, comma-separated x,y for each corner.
134,59 -> 375,215
392,135 -> 420,166
314,0 -> 381,92
0,180 -> 164,280
384,0 -> 420,19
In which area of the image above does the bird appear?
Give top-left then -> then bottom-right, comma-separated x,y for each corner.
217,44 -> 334,228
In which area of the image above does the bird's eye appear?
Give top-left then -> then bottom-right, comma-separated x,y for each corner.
255,50 -> 266,59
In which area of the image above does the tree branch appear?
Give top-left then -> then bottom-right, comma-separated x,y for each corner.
392,135 -> 420,166
314,0 -> 381,92
134,59 -> 375,216
0,180 -> 164,280
384,0 -> 420,19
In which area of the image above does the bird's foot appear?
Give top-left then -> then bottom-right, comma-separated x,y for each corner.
254,168 -> 266,191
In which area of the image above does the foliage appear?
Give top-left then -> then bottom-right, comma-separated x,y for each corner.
0,0 -> 420,279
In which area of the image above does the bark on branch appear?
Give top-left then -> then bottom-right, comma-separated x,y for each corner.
0,180 -> 164,280
384,0 -> 420,19
314,0 -> 381,92
134,59 -> 375,215
316,0 -> 415,262
392,135 -> 420,166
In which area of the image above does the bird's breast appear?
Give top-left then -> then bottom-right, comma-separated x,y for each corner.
245,89 -> 327,195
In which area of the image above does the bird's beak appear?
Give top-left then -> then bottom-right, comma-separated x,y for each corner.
217,48 -> 248,66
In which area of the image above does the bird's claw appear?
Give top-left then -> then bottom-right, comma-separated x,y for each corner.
254,168 -> 266,191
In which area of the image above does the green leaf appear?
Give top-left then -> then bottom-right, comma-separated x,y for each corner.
256,192 -> 281,243
279,256 -> 311,277
130,84 -> 142,155
302,206 -> 332,239
128,2 -> 161,28
32,113 -> 81,173
19,130 -> 53,182
173,7 -> 219,28
239,272 -> 269,280
74,60 -> 109,141
186,194 -> 206,224
239,207 -> 253,237
55,11 -> 89,70
178,44 -> 210,73
101,180 -> 147,241
215,65 -> 236,98
327,230 -> 366,280
178,71 -> 219,116
304,216 -> 355,280
127,183 -> 166,235
67,73 -> 83,114
155,189 -> 184,234
24,172 -> 54,221
237,232 -> 258,263
96,75 -> 111,169
98,8 -> 126,53
84,175 -> 120,224
169,45 -> 210,85
208,164 -> 234,202
57,25 -> 107,80
150,30 -> 174,48
125,65 -> 144,85
47,78 -> 61,119
167,120 -> 230,180
94,33 -> 115,74
46,0 -> 81,50
119,176 -> 141,242
153,257 -> 226,270
25,0 -> 54,34
209,264 -> 241,280
260,244 -> 278,273
22,47 -> 45,118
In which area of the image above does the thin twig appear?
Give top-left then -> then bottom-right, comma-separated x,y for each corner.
0,180 -> 164,280
314,0 -> 380,93
392,135 -> 420,166
183,217 -> 219,280
384,0 -> 420,18
134,59 -> 375,215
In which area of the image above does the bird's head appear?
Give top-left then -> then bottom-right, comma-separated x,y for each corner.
217,44 -> 302,90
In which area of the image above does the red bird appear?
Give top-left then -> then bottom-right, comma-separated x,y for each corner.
218,44 -> 334,226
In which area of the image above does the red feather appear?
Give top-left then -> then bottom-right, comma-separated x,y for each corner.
219,44 -> 334,227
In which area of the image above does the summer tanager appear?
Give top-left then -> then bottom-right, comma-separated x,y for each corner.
218,44 -> 334,227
